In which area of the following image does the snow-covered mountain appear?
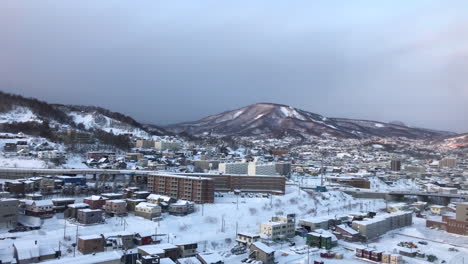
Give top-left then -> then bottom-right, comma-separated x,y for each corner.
431,133 -> 468,150
0,91 -> 168,146
166,103 -> 454,139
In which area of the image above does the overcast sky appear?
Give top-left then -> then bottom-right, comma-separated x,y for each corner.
1,1 -> 467,132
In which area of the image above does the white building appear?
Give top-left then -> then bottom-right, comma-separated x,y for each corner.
248,162 -> 278,176
154,141 -> 181,151
38,150 -> 66,160
260,214 -> 296,240
218,162 -> 248,174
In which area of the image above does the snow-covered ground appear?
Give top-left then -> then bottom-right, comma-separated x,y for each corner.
0,107 -> 42,124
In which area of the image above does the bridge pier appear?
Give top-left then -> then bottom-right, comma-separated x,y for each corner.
416,195 -> 429,202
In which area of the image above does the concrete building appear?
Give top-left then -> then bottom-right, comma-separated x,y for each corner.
154,141 -> 181,151
275,162 -> 291,177
218,162 -> 248,175
260,214 -> 296,240
390,160 -> 401,171
177,243 -> 198,258
193,160 -> 219,173
77,209 -> 104,225
0,198 -> 19,228
146,174 -> 214,204
104,200 -> 127,216
249,242 -> 275,264
177,173 -> 286,195
135,202 -> 162,220
248,162 -> 277,176
439,157 -> 457,168
84,195 -> 109,209
37,150 -> 66,160
352,211 -> 412,240
136,139 -> 155,149
299,217 -> 330,231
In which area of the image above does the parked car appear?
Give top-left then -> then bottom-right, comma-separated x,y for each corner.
418,241 -> 428,245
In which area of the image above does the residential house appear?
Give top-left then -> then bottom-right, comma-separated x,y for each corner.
177,243 -> 198,258
248,242 -> 275,264
65,203 -> 89,219
236,232 -> 260,247
77,209 -> 103,225
104,200 -> 127,216
168,201 -> 195,216
135,202 -> 162,220
0,198 -> 19,228
13,240 -> 58,264
78,235 -> 105,254
84,195 -> 109,209
197,252 -> 224,264
24,199 -> 54,218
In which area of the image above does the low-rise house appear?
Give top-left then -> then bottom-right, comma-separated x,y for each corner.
65,203 -> 89,219
104,200 -> 127,216
197,252 -> 224,264
101,193 -> 124,200
177,257 -> 202,264
135,231 -> 154,246
78,235 -> 105,254
430,205 -> 448,215
147,194 -> 176,205
104,232 -> 135,250
24,199 -> 54,218
168,201 -> 195,216
133,191 -> 151,199
177,243 -> 198,258
52,198 -> 75,212
138,243 -> 180,260
77,209 -> 103,225
13,240 -> 58,264
0,198 -> 19,228
127,199 -> 146,211
299,217 -> 330,231
24,193 -> 43,200
306,229 -> 338,249
135,202 -> 162,220
236,232 -> 260,247
248,242 -> 275,264
334,224 -> 359,241
84,195 -> 108,209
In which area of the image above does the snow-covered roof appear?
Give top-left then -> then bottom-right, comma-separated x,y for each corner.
251,242 -> 274,254
336,224 -> 358,235
198,252 -> 223,264
177,257 -> 202,264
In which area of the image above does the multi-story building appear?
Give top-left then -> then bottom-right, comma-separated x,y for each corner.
146,174 -> 214,203
136,139 -> 155,149
248,162 -> 277,176
177,173 -> 286,195
24,200 -> 54,218
78,235 -> 105,254
390,160 -> 401,171
439,157 -> 457,168
218,162 -> 248,174
426,202 -> 468,235
0,198 -> 19,228
193,160 -> 220,173
37,150 -> 66,160
260,214 -> 296,240
154,141 -> 181,151
275,162 -> 291,178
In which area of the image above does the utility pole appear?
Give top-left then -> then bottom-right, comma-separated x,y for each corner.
63,218 -> 66,239
236,195 -> 239,210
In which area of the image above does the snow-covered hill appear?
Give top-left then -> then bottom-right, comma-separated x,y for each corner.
166,103 -> 454,139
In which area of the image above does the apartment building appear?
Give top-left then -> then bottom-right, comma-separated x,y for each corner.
136,139 -> 155,149
248,162 -> 277,176
439,157 -> 457,168
37,150 -> 66,160
0,198 -> 19,228
260,214 -> 296,240
218,162 -> 248,174
146,174 -> 214,203
154,141 -> 181,151
177,173 -> 286,195
390,160 -> 401,171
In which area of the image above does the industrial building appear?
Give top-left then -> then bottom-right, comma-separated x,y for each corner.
351,211 -> 412,239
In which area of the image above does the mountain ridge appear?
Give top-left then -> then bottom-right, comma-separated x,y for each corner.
166,102 -> 455,139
